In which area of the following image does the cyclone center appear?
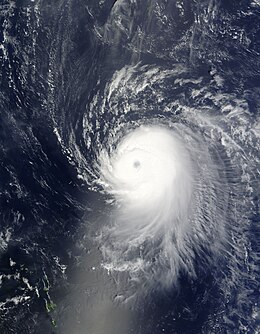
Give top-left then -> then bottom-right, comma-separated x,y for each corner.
133,160 -> 141,169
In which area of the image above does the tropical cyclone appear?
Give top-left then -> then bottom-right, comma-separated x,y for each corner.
96,124 -> 227,290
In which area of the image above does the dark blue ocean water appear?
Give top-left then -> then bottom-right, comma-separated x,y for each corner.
0,1 -> 259,333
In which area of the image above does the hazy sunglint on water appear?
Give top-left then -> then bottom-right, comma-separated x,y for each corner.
97,124 -> 227,290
